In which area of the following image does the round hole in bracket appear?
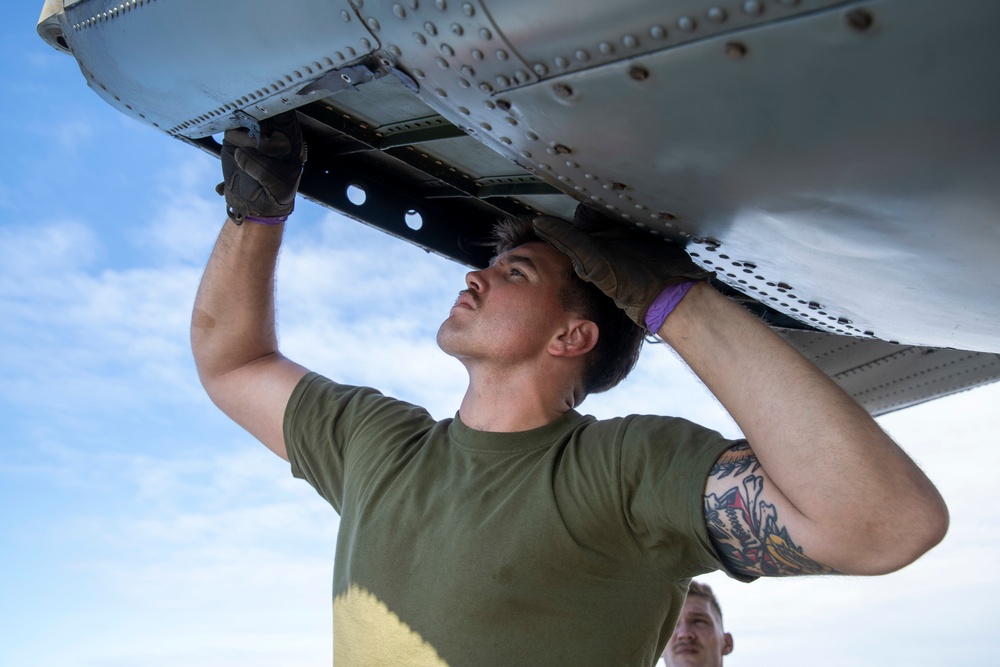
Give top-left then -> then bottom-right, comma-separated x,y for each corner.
346,184 -> 367,206
405,209 -> 423,230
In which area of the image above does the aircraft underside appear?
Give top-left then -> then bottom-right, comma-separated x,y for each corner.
38,0 -> 1000,414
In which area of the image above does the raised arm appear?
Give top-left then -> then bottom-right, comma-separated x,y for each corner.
660,282 -> 947,576
535,206 -> 948,577
190,112 -> 310,461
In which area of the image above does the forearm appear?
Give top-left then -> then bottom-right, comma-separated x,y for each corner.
659,283 -> 947,571
191,217 -> 285,382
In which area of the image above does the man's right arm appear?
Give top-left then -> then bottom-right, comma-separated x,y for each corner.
191,217 -> 308,461
191,112 -> 310,462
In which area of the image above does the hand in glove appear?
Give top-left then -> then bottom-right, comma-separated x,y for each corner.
216,111 -> 307,224
533,204 -> 713,332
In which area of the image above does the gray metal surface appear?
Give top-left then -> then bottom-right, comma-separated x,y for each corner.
37,0 -> 1000,412
782,329 -> 1000,415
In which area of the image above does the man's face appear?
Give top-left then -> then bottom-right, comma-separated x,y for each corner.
436,241 -> 575,365
663,595 -> 733,667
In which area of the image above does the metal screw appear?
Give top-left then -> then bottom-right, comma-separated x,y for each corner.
725,42 -> 748,60
846,8 -> 874,31
629,66 -> 650,81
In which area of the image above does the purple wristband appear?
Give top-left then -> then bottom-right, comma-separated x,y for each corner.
243,215 -> 288,225
644,281 -> 696,332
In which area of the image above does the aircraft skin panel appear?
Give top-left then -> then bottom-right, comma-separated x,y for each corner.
781,330 -> 1000,416
37,0 -> 1000,409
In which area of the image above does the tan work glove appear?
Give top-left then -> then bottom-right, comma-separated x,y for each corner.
533,205 -> 713,331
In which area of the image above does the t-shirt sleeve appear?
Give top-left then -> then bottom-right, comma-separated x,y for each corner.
282,372 -> 433,512
618,415 -> 756,584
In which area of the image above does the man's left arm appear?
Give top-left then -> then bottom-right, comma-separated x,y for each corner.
659,282 -> 949,577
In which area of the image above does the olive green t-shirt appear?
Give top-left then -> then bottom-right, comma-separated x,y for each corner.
285,372 -> 743,666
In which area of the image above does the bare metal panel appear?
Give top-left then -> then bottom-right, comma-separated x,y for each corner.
37,0 -> 1000,406
782,330 -> 1000,415
54,0 -> 377,137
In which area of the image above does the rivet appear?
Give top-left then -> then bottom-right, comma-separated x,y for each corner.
554,56 -> 569,69
480,82 -> 493,93
650,24 -> 667,40
725,42 -> 748,59
389,45 -> 402,57
742,1 -> 763,16
677,16 -> 696,32
451,23 -> 464,36
341,10 -> 352,22
414,32 -> 427,45
424,22 -> 438,36
622,34 -> 638,48
461,65 -> 475,76
407,0 -> 419,8
500,137 -> 512,144
436,56 -> 449,69
472,48 -> 484,60
552,83 -> 573,98
575,49 -> 590,62
521,150 -> 533,158
534,63 -> 548,76
496,49 -> 509,60
484,100 -> 496,110
393,4 -> 406,19
505,116 -> 518,125
458,106 -> 470,115
707,7 -> 727,22
413,68 -> 426,78
463,3 -> 475,17
347,47 -> 356,56
434,0 -> 446,9
655,211 -> 676,220
566,160 -> 579,168
496,98 -> 511,111
539,163 -> 552,170
599,41 -> 614,55
458,77 -> 471,88
480,27 -> 493,40
628,65 -> 650,81
525,131 -> 539,141
441,43 -> 455,56
434,87 -> 447,97
513,70 -> 528,83
846,8 -> 874,31
480,122 -> 492,131
584,173 -> 597,179
496,75 -> 511,87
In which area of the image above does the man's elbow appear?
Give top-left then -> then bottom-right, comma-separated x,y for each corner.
847,495 -> 950,576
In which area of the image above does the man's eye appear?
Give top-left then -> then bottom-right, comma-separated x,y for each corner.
509,268 -> 524,277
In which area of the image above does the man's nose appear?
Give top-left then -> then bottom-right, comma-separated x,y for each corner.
466,268 -> 486,292
673,622 -> 695,641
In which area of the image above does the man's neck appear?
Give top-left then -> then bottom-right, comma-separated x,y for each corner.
457,364 -> 578,432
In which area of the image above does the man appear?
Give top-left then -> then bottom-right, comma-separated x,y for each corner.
191,112 -> 948,665
662,581 -> 733,667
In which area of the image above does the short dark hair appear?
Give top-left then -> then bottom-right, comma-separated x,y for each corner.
491,216 -> 644,396
686,580 -> 724,623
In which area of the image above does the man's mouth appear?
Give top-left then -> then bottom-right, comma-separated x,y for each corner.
454,290 -> 477,309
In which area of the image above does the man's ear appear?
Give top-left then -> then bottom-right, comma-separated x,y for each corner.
722,632 -> 734,656
548,319 -> 598,358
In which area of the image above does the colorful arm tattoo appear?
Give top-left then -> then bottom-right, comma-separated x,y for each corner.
704,442 -> 840,577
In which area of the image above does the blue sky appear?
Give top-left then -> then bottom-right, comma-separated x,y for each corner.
3,5 -> 998,666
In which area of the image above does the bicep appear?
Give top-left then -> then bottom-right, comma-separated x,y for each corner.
703,441 -> 841,578
201,352 -> 309,462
